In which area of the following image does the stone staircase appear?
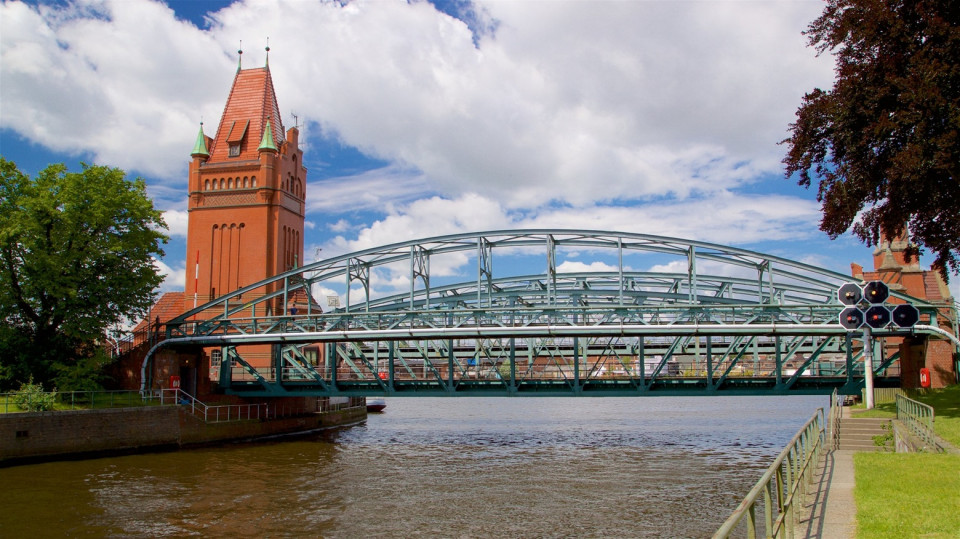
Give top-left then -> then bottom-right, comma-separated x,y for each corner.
837,416 -> 892,451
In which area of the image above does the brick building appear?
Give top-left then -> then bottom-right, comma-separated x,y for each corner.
186,61 -> 306,313
118,57 -> 313,393
850,230 -> 958,388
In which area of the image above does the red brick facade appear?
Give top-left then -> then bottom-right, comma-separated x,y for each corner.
851,230 -> 958,388
185,66 -> 306,313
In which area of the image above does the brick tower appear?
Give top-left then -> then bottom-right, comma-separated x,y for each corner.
186,59 -> 306,313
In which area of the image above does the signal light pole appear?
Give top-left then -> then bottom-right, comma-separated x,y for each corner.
863,325 -> 875,409
837,280 -> 906,410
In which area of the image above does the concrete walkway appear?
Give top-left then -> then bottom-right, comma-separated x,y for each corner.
794,407 -> 858,538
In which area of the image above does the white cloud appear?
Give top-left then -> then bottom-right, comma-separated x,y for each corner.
306,165 -> 430,213
0,0 -> 233,180
161,209 -> 189,237
328,219 -> 352,233
556,260 -> 624,274
153,257 -> 186,292
2,0 -> 852,282
322,192 -> 512,256
322,190 -> 820,254
2,0 -> 833,209
311,189 -> 824,291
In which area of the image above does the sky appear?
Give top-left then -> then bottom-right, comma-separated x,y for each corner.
1,0 -> 956,303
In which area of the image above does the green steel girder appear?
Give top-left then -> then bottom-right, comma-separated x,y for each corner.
220,374 -> 899,398
168,230 -> 945,332
146,230 -> 959,398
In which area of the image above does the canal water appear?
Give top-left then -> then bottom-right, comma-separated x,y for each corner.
0,396 -> 825,537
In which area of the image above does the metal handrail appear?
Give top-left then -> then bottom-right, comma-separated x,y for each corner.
828,388 -> 842,450
160,389 -> 268,423
895,393 -> 938,451
714,408 -> 825,538
0,389 -> 165,414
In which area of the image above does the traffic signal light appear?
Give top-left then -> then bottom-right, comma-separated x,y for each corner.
836,280 -> 921,331
862,281 -> 889,304
864,305 -> 891,329
839,307 -> 864,330
891,304 -> 920,328
837,283 -> 863,306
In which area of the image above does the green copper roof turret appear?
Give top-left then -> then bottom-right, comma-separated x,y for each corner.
191,123 -> 209,158
259,119 -> 278,152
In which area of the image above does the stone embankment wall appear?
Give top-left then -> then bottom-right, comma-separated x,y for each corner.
1,405 -> 366,466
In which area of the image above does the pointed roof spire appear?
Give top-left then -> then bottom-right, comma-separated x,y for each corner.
209,62 -> 283,161
259,119 -> 278,152
265,37 -> 270,68
191,122 -> 209,158
237,40 -> 243,71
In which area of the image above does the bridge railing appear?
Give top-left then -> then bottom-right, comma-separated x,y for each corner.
713,408 -> 825,539
160,389 -> 268,423
895,393 -> 938,451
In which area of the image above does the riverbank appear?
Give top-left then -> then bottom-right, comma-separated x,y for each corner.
0,403 -> 366,466
794,386 -> 960,538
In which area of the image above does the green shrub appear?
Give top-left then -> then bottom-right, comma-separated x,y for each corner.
13,378 -> 57,411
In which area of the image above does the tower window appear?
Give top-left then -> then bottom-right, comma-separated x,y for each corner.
228,144 -> 240,157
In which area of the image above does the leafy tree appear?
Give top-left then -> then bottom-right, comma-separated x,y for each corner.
783,0 -> 960,276
0,158 -> 167,388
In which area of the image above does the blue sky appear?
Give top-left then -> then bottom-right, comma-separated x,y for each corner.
2,0 -> 955,303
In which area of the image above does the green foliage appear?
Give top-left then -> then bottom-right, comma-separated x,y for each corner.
872,422 -> 893,451
784,0 -> 960,275
855,452 -> 960,538
53,348 -> 113,393
13,378 -> 57,412
0,158 -> 167,389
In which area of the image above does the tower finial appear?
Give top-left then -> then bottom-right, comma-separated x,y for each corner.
259,119 -> 278,153
238,40 -> 243,70
265,37 -> 270,68
191,120 -> 210,158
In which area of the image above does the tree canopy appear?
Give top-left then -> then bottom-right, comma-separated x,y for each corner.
783,0 -> 960,276
0,158 -> 168,389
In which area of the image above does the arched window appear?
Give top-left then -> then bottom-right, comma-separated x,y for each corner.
251,176 -> 257,188
228,178 -> 233,189
219,178 -> 225,189
243,177 -> 248,188
204,179 -> 210,190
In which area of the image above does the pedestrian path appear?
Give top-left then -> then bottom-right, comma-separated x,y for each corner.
794,407 -> 857,538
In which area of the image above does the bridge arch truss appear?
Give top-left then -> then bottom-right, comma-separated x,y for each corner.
153,230 -> 953,397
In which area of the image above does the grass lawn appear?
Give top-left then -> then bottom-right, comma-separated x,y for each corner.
855,452 -> 960,539
913,384 -> 960,447
0,391 -> 160,413
849,385 -> 959,446
850,401 -> 896,418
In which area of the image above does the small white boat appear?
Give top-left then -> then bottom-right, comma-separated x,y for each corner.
366,397 -> 386,413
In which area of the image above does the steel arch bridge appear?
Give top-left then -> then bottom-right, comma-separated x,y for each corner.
146,229 -> 954,397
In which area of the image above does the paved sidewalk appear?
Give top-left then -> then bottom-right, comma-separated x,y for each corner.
795,406 -> 857,538
795,449 -> 857,538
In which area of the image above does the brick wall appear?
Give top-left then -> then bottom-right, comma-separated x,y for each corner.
1,407 -> 180,463
1,402 -> 366,465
